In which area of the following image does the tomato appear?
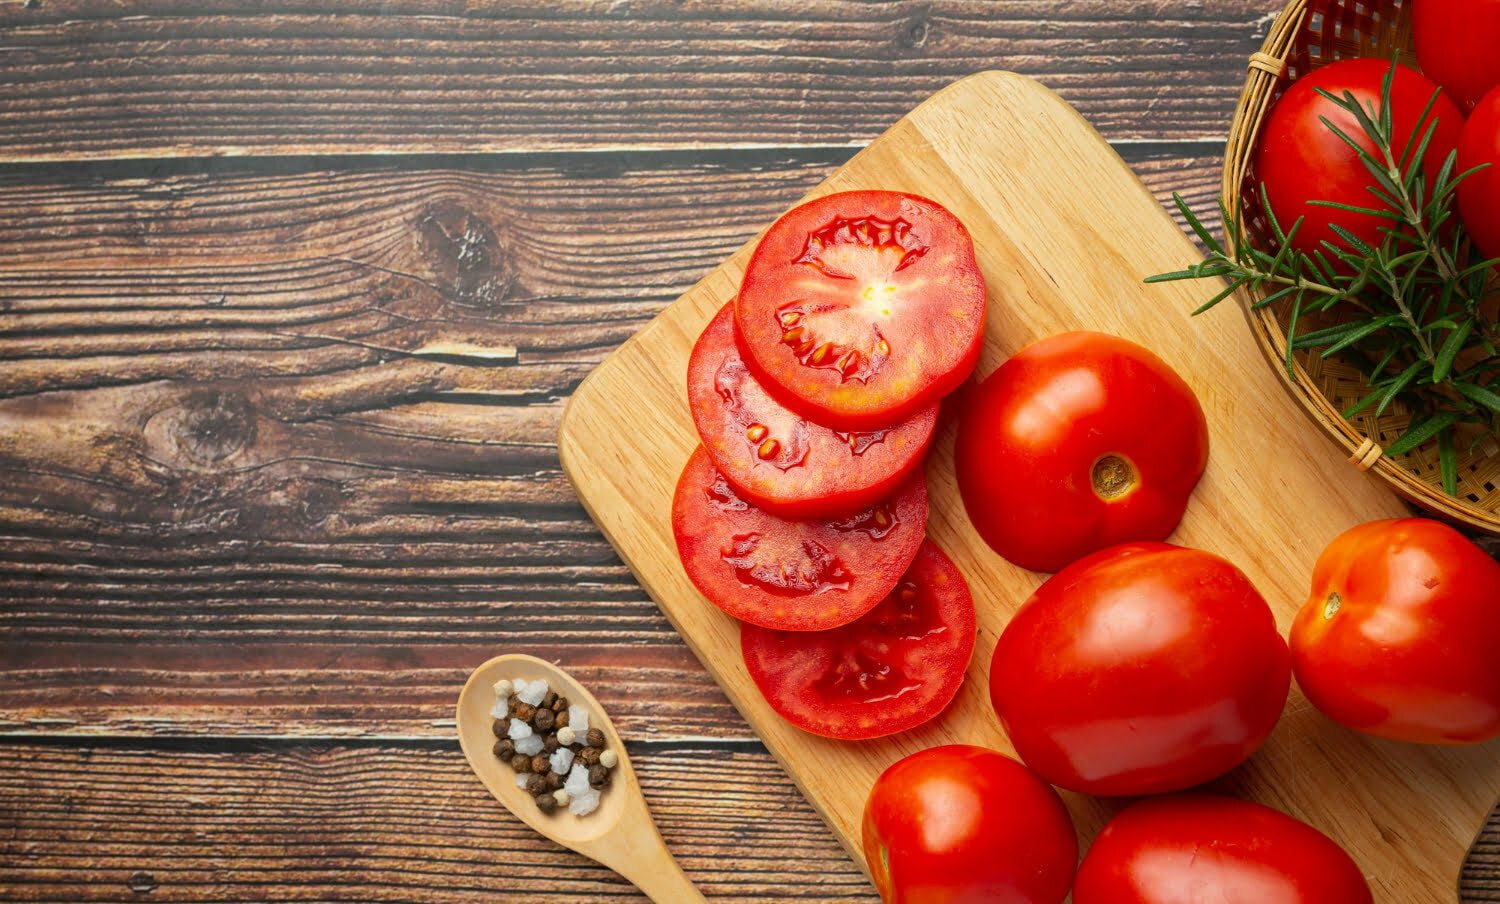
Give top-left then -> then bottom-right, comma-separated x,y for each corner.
1457,86 -> 1500,260
1073,794 -> 1371,904
1290,518 -> 1500,744
1255,59 -> 1464,258
954,331 -> 1208,574
688,301 -> 938,518
740,540 -> 975,740
989,543 -> 1291,796
862,745 -> 1077,904
1414,0 -> 1500,112
735,190 -> 986,429
671,446 -> 926,631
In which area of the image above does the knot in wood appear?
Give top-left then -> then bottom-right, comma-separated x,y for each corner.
174,391 -> 256,465
416,199 -> 519,308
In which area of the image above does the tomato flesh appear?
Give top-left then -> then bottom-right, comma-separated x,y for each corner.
736,190 -> 986,429
740,540 -> 974,740
1414,0 -> 1500,112
1255,59 -> 1463,258
862,745 -> 1077,904
989,542 -> 1291,796
1458,86 -> 1500,260
672,446 -> 927,631
688,301 -> 937,518
1073,794 -> 1371,904
1290,518 -> 1500,745
955,331 -> 1208,574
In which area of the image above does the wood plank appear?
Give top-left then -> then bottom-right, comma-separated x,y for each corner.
0,741 -> 879,902
0,147 -> 1219,739
0,0 -> 1280,160
556,71 -> 1499,902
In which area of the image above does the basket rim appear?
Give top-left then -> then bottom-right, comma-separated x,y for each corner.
1219,0 -> 1500,534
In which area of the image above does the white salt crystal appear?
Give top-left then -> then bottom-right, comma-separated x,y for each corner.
514,773 -> 530,790
507,719 -> 533,741
510,678 -> 531,700
489,699 -> 509,720
492,678 -> 513,699
517,679 -> 547,707
514,734 -> 543,756
564,763 -> 591,797
549,747 -> 575,776
567,704 -> 589,734
568,789 -> 601,816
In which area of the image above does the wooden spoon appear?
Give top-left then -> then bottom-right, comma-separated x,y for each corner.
456,653 -> 707,903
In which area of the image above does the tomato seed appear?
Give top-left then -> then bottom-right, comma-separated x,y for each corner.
746,423 -> 769,443
782,326 -> 807,344
811,342 -> 835,365
779,311 -> 802,327
757,438 -> 782,460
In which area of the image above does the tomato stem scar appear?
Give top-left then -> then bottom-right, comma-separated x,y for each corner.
1091,454 -> 1137,501
1323,592 -> 1342,620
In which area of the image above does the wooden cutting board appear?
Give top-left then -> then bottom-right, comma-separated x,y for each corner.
558,71 -> 1500,901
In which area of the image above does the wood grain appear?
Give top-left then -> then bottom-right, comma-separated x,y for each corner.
0,0 -> 1281,160
558,71 -> 1500,901
0,147 -> 1220,740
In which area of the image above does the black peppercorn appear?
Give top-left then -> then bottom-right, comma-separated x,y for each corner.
535,792 -> 557,813
579,746 -> 601,766
585,728 -> 605,748
513,701 -> 537,722
555,709 -> 570,728
492,719 -> 509,739
493,738 -> 515,760
553,695 -> 568,713
530,754 -> 550,774
510,753 -> 532,773
545,771 -> 565,791
534,708 -> 555,731
525,773 -> 547,795
543,734 -> 560,752
542,690 -> 558,709
589,764 -> 610,788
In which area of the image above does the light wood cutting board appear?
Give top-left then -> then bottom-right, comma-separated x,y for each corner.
557,71 -> 1500,901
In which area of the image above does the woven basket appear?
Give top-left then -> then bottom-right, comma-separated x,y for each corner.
1224,0 -> 1500,534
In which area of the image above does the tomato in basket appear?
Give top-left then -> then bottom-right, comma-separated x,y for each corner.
741,539 -> 975,740
735,190 -> 986,429
1414,0 -> 1500,112
1458,86 -> 1500,260
672,446 -> 927,631
688,302 -> 937,518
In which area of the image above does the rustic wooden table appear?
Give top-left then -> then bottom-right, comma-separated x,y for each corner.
0,3 -> 1495,901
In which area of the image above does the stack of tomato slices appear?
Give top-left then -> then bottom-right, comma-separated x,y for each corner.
671,189 -> 987,741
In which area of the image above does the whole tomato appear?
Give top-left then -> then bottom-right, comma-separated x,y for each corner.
1290,518 -> 1500,744
1255,59 -> 1464,258
1414,0 -> 1500,112
1457,86 -> 1500,260
989,543 -> 1291,796
955,331 -> 1208,574
1073,794 -> 1372,904
861,745 -> 1077,904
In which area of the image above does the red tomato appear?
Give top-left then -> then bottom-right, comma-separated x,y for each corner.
862,745 -> 1077,904
1255,59 -> 1464,257
740,540 -> 975,740
1457,86 -> 1500,260
1290,518 -> 1500,744
989,543 -> 1291,796
1414,0 -> 1500,111
736,190 -> 986,429
955,331 -> 1208,574
671,446 -> 926,631
1073,794 -> 1372,904
688,301 -> 938,518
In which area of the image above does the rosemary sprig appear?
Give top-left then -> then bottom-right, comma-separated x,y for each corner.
1148,62 -> 1500,495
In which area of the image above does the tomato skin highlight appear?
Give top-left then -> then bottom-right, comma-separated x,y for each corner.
1290,518 -> 1500,745
1457,86 -> 1500,260
862,745 -> 1077,904
741,540 -> 976,740
671,446 -> 927,632
736,190 -> 986,429
1414,0 -> 1500,112
687,301 -> 938,518
955,331 -> 1208,574
1073,794 -> 1372,904
1255,59 -> 1464,258
989,543 -> 1291,796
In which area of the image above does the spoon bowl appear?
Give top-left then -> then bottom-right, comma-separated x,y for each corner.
456,653 -> 705,902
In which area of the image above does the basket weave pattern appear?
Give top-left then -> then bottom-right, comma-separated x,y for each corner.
1223,0 -> 1500,533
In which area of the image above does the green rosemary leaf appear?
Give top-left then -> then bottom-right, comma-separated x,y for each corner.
1400,89 -> 1443,172
1342,385 -> 1387,419
1455,381 -> 1500,415
1173,193 -> 1224,256
1326,223 -> 1376,258
1191,277 -> 1249,316
1323,316 -> 1404,356
1376,361 -> 1426,417
1385,410 -> 1465,457
1433,319 -> 1474,383
1250,284 -> 1301,310
1144,269 -> 1207,283
1438,427 -> 1458,496
1284,293 -> 1304,377
1307,199 -> 1402,219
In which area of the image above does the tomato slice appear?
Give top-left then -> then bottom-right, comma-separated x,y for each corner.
735,190 -> 986,428
740,540 -> 975,740
688,301 -> 938,518
672,446 -> 927,631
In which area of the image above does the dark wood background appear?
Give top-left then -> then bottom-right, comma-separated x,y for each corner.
0,2 -> 1494,900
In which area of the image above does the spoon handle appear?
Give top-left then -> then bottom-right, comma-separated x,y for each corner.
618,851 -> 707,904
